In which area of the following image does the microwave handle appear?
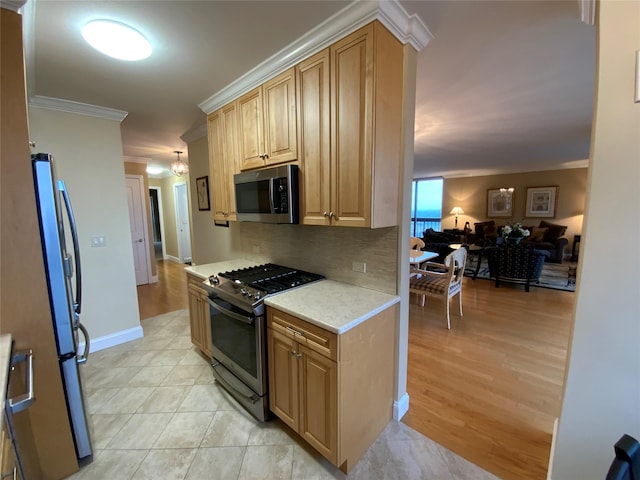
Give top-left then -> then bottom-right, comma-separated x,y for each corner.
269,178 -> 276,214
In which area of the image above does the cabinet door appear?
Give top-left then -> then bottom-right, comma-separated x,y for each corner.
263,67 -> 297,165
298,344 -> 338,463
221,102 -> 239,220
298,50 -> 331,226
208,111 -> 229,221
188,284 -> 204,351
267,328 -> 299,432
237,87 -> 265,170
330,23 -> 374,228
200,292 -> 212,359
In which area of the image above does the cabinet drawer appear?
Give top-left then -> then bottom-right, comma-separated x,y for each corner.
268,309 -> 337,361
186,274 -> 208,295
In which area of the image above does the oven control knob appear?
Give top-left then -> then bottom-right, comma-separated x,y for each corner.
209,275 -> 219,285
240,288 -> 248,296
253,292 -> 261,300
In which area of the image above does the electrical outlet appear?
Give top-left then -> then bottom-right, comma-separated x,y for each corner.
352,261 -> 366,273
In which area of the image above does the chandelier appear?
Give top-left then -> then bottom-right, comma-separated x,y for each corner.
170,150 -> 189,177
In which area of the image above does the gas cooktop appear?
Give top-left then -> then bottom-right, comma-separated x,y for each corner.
219,263 -> 324,294
203,263 -> 324,314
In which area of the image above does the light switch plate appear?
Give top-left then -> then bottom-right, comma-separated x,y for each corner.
90,235 -> 106,247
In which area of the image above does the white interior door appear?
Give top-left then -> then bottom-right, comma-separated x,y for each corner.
174,182 -> 192,263
126,175 -> 150,285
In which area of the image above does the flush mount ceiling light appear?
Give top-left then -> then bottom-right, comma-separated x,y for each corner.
170,151 -> 189,177
81,20 -> 152,61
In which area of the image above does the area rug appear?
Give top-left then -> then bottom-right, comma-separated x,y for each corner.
465,256 -> 577,292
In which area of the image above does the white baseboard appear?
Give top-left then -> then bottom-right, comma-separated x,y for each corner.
393,393 -> 410,421
165,255 -> 180,263
78,326 -> 144,354
149,274 -> 158,284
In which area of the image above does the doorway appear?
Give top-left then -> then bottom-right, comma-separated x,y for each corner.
125,175 -> 151,285
173,182 -> 192,264
149,186 -> 166,261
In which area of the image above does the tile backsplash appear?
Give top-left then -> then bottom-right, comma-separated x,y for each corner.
238,223 -> 398,295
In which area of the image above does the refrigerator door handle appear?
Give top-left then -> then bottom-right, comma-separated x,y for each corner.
59,180 -> 82,315
76,323 -> 90,364
8,350 -> 35,414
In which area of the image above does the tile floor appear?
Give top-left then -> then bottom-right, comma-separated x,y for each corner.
69,309 -> 500,480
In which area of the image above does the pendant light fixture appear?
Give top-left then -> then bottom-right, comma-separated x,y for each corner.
170,151 -> 189,177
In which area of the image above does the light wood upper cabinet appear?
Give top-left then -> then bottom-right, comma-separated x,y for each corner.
207,104 -> 239,222
300,22 -> 403,228
238,67 -> 297,170
297,49 -> 331,225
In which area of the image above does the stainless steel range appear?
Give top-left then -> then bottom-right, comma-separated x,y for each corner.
202,263 -> 324,421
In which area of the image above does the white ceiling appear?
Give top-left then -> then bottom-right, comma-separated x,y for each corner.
24,0 -> 595,178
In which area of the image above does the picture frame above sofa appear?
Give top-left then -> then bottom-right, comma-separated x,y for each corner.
525,186 -> 557,218
487,189 -> 513,218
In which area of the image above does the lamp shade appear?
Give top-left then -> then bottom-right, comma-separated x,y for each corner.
449,207 -> 464,216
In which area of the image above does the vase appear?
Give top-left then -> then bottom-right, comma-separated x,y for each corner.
507,236 -> 522,246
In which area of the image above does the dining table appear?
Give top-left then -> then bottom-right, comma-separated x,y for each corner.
409,249 -> 438,267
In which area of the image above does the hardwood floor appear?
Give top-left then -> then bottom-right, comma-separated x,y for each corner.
403,277 -> 575,480
136,259 -> 575,479
136,259 -> 188,319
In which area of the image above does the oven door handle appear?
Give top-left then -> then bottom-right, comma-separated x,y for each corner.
206,297 -> 255,325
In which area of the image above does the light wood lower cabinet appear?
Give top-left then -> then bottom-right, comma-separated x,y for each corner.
267,304 -> 397,473
186,273 -> 212,358
1,426 -> 20,480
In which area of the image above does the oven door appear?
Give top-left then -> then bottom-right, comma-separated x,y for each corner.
206,296 -> 266,397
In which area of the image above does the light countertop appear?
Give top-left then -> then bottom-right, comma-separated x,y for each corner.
264,280 -> 399,334
186,261 -> 399,334
1,334 -> 12,431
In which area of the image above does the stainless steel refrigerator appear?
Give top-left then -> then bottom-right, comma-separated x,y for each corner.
32,153 -> 92,461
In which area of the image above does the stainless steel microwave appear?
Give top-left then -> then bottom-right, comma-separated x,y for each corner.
234,164 -> 299,224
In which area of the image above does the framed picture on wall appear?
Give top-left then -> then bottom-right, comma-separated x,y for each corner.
525,186 -> 558,218
487,189 -> 513,217
196,176 -> 210,211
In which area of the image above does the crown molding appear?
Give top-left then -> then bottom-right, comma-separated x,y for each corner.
29,95 -> 128,122
123,156 -> 149,164
0,0 -> 27,12
198,0 -> 432,115
180,123 -> 207,144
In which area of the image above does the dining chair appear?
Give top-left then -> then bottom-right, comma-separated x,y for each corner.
409,247 -> 467,329
410,236 -> 425,250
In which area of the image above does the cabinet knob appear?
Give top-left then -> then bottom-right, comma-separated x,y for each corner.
264,153 -> 269,159
323,211 -> 329,217
290,350 -> 303,358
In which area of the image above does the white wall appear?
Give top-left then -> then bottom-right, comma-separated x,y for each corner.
551,2 -> 640,478
186,134 -> 239,265
28,107 -> 142,344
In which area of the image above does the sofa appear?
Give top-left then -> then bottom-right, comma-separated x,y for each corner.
469,220 -> 568,263
420,228 -> 460,263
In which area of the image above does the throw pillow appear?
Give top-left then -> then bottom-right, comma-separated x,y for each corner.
539,220 -> 567,243
474,221 -> 496,240
529,226 -> 548,242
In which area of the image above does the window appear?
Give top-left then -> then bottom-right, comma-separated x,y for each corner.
410,177 -> 443,237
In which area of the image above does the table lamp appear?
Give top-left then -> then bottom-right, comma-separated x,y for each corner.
449,207 -> 464,229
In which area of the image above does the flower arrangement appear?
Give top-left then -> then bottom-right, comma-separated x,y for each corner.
502,222 -> 530,239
